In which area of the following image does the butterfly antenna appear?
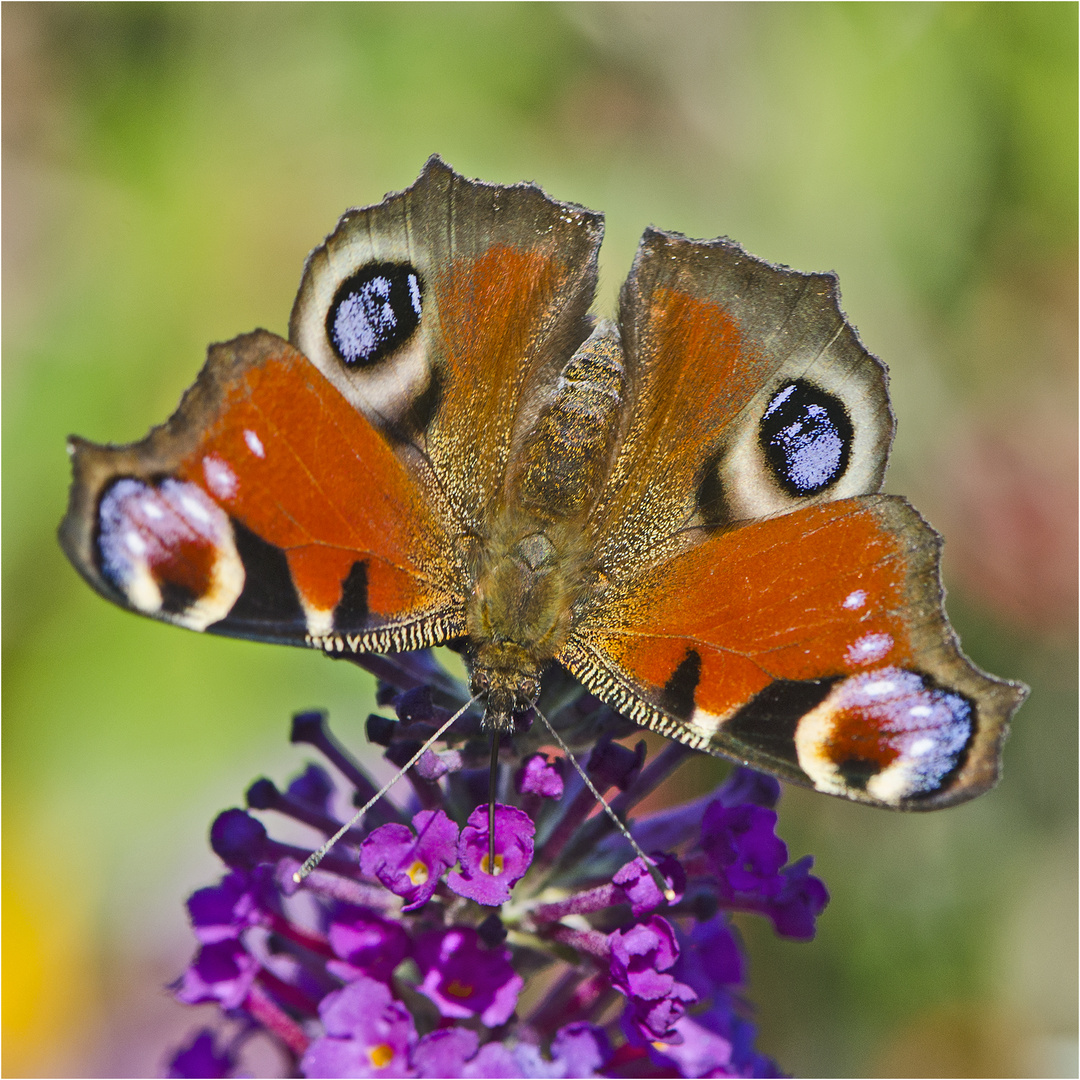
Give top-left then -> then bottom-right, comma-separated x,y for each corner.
488,730 -> 500,874
293,694 -> 480,883
533,704 -> 677,903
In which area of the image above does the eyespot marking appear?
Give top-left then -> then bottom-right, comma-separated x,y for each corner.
326,263 -> 423,368
759,380 -> 853,496
794,667 -> 973,804
95,476 -> 244,631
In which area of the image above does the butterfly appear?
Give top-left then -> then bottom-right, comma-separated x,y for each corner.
60,155 -> 1025,812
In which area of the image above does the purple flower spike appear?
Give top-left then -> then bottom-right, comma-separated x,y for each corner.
360,808 -> 459,911
517,754 -> 564,799
301,976 -> 416,1078
167,1028 -> 234,1079
701,802 -> 788,896
447,804 -> 535,907
414,926 -> 523,1026
412,1027 -> 479,1077
174,939 -> 259,1009
764,855 -> 830,940
614,853 -> 686,915
327,904 -> 410,982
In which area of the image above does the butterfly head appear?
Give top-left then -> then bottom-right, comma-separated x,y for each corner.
469,643 -> 543,735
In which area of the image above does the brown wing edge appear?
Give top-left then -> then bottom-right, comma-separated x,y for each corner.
560,495 -> 1027,811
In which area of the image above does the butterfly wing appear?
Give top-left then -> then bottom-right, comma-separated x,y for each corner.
563,496 -> 1024,808
289,155 -> 604,532
563,231 -> 1024,807
592,227 -> 893,574
60,331 -> 467,650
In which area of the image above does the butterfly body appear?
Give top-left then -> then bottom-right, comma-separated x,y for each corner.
60,157 -> 1025,808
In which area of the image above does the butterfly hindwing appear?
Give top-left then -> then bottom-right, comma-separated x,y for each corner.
60,331 -> 466,652
563,495 -> 1023,808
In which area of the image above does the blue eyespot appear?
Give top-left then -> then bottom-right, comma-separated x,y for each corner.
759,380 -> 853,496
327,263 -> 423,367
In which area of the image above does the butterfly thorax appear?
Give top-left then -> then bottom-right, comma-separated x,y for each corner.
466,520 -> 592,732
467,327 -> 627,732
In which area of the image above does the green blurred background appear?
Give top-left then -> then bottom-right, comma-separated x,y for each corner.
3,4 -> 1075,1076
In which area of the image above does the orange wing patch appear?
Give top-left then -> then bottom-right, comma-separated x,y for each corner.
563,496 -> 1022,808
60,332 -> 466,652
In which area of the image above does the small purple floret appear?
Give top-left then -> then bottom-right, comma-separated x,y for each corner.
301,976 -> 415,1078
209,809 -> 269,869
327,904 -> 410,982
614,853 -> 686,915
516,754 -> 564,798
414,926 -> 523,1026
447,803 -> 535,907
167,1028 -> 234,1079
716,766 -> 782,809
675,915 -> 745,996
174,939 -> 258,1010
412,1027 -> 479,1077
701,802 -> 788,896
360,808 -> 459,910
287,763 -> 336,813
186,868 -> 271,944
647,1014 -> 735,1077
550,1022 -> 611,1077
765,854 -> 830,940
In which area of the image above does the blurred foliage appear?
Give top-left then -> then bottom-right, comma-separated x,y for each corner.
3,4 -> 1075,1077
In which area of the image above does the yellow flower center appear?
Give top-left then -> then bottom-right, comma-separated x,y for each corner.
480,852 -> 504,876
407,859 -> 430,886
445,978 -> 474,999
368,1043 -> 394,1069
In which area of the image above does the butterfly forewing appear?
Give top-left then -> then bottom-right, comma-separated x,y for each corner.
289,155 -> 604,534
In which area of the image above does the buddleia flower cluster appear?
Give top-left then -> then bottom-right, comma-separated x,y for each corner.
167,651 -> 828,1078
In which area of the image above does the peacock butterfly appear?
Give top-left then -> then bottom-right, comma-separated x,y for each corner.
59,156 -> 1025,811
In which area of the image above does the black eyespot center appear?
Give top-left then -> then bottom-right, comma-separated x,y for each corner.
759,379 -> 853,497
326,262 -> 423,367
